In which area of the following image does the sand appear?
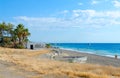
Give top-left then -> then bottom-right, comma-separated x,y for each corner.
59,49 -> 120,67
0,47 -> 120,78
38,48 -> 120,67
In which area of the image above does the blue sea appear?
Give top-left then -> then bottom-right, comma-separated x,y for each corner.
51,43 -> 120,58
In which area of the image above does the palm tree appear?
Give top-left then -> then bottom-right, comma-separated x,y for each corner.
22,28 -> 30,45
15,24 -> 30,48
15,24 -> 24,45
0,22 -> 6,37
11,29 -> 18,48
6,23 -> 14,37
0,22 -> 7,45
0,22 -> 31,48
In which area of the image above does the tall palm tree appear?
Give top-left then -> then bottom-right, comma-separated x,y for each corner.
4,23 -> 14,45
0,22 -> 6,37
0,22 -> 31,48
0,22 -> 7,44
15,24 -> 30,48
15,24 -> 24,45
22,28 -> 30,47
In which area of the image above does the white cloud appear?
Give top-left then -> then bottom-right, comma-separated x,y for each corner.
14,16 -> 77,30
91,0 -> 109,5
14,9 -> 120,30
91,0 -> 99,5
72,10 -> 96,18
60,10 -> 69,14
78,2 -> 83,6
113,0 -> 120,8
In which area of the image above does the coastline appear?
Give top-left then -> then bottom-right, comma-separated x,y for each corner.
0,47 -> 120,78
52,43 -> 120,59
59,49 -> 120,67
59,47 -> 120,58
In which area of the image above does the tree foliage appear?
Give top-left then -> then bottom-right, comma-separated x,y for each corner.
0,22 -> 30,48
45,43 -> 51,48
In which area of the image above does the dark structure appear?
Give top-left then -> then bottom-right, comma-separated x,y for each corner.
30,45 -> 34,49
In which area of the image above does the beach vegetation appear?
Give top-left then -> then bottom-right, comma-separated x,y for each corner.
45,43 -> 51,48
0,47 -> 120,78
0,22 -> 30,48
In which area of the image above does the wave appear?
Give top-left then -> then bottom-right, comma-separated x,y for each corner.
58,47 -> 120,59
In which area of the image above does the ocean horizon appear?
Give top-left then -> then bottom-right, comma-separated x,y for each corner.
51,43 -> 120,58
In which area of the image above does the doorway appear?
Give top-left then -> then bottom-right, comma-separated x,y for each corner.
30,45 -> 34,50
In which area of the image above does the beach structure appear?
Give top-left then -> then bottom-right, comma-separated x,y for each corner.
50,48 -> 87,63
50,52 -> 58,60
63,56 -> 87,63
50,48 -> 62,59
52,47 -> 62,55
26,42 -> 46,50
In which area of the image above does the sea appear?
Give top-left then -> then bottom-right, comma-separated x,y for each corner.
51,43 -> 120,58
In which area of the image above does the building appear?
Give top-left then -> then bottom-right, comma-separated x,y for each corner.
26,42 -> 46,50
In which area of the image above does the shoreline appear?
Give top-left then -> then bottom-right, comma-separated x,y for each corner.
59,47 -> 120,59
59,49 -> 120,67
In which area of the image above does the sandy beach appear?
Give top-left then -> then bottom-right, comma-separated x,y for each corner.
59,49 -> 120,67
0,47 -> 120,78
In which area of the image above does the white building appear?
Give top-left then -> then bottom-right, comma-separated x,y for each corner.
26,42 -> 46,50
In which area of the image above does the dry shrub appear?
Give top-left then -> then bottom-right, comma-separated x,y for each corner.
0,47 -> 120,78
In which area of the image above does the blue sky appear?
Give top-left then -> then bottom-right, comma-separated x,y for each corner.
1,0 -> 120,43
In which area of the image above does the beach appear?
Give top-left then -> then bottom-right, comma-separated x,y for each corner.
59,49 -> 120,67
39,48 -> 120,67
0,47 -> 120,78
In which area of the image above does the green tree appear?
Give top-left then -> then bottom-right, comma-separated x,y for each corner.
11,29 -> 18,48
14,24 -> 30,48
15,24 -> 24,45
0,22 -> 14,47
0,22 -> 6,37
22,28 -> 30,46
0,22 -> 7,45
6,23 -> 14,37
0,22 -> 30,48
45,43 -> 51,48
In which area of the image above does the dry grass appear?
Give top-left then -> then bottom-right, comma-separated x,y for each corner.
0,47 -> 120,78
26,49 -> 50,57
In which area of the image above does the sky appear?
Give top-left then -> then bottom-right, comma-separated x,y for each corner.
1,0 -> 120,43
